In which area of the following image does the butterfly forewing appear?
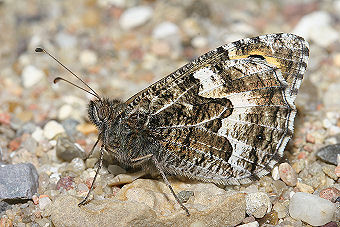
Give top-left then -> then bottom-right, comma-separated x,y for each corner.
124,33 -> 309,185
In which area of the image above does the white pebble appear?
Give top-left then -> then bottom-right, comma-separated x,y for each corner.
289,192 -> 336,226
21,65 -> 44,88
32,127 -> 45,142
43,120 -> 65,140
119,6 -> 153,30
79,50 -> 97,67
237,221 -> 259,227
293,11 -> 339,47
191,36 -> 208,48
271,166 -> 280,180
152,22 -> 179,39
58,104 -> 73,120
39,197 -> 52,210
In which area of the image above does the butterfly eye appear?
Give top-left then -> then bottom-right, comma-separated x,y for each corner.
97,106 -> 107,120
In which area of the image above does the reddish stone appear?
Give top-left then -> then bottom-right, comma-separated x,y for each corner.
56,176 -> 75,191
0,113 -> 11,125
335,164 -> 340,178
321,221 -> 338,227
297,151 -> 307,159
9,137 -> 21,151
306,134 -> 315,144
319,187 -> 340,202
279,163 -> 298,186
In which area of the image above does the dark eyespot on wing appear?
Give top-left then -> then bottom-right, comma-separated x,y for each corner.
249,54 -> 266,60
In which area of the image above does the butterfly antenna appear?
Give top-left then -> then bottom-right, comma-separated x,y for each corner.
35,47 -> 101,101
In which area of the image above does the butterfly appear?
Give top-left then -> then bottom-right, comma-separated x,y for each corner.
36,33 -> 309,216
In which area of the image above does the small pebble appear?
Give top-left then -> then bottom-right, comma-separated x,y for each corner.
306,133 -> 315,143
258,211 -> 278,225
56,136 -> 86,162
32,194 -> 39,205
61,118 -> 80,137
152,21 -> 179,39
242,216 -> 256,224
296,181 -> 314,193
293,11 -> 338,47
335,164 -> 340,177
119,6 -> 153,30
67,157 -> 86,174
322,222 -> 338,227
191,36 -> 208,49
58,104 -> 73,120
107,165 -> 127,176
107,171 -> 145,186
291,160 -> 305,174
39,196 -> 51,210
316,144 -> 340,165
43,121 -> 65,140
273,202 -> 287,219
289,192 -> 336,226
271,166 -> 280,180
322,165 -> 338,180
32,127 -> 45,142
79,49 -> 97,67
279,163 -> 298,186
237,221 -> 259,227
189,221 -> 206,227
319,187 -> 340,202
245,192 -> 271,218
21,65 -> 44,88
177,190 -> 194,203
76,123 -> 97,135
56,176 -> 74,191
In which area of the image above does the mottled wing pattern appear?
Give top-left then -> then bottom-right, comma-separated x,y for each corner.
126,33 -> 309,185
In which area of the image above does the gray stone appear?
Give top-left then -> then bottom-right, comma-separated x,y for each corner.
0,163 -> 39,199
316,144 -> 340,165
107,164 -> 127,176
16,122 -> 37,137
56,136 -> 86,162
61,118 -> 80,137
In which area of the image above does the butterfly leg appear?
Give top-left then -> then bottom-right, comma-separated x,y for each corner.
152,156 -> 190,216
131,153 -> 153,163
78,144 -> 104,206
85,136 -> 100,159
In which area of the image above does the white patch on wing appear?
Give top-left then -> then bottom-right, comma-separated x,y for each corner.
217,92 -> 257,158
193,67 -> 222,95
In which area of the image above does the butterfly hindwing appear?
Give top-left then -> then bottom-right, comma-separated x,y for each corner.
125,33 -> 309,185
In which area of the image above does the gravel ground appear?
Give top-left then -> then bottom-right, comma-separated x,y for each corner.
0,0 -> 339,226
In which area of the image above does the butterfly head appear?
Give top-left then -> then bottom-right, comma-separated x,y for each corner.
88,98 -> 121,130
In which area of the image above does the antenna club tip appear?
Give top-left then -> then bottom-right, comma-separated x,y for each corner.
35,47 -> 44,53
53,77 -> 61,84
